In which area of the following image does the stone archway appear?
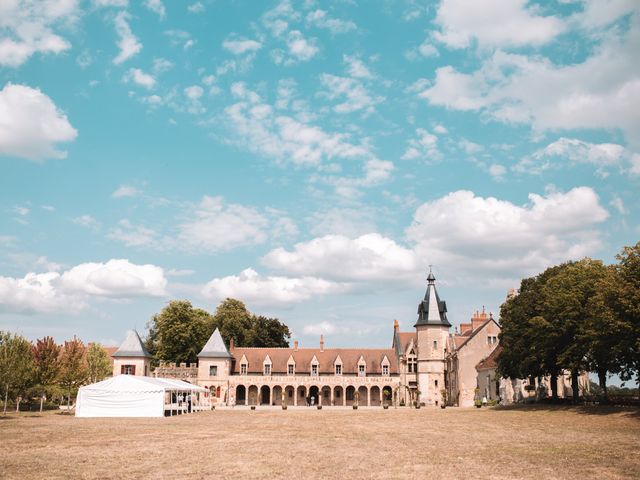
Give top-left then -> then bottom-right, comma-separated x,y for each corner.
284,386 -> 295,406
370,386 -> 381,406
382,386 -> 393,406
309,385 -> 319,406
358,386 -> 368,406
235,385 -> 246,405
248,385 -> 258,406
272,386 -> 283,406
345,386 -> 356,406
321,386 -> 331,406
297,386 -> 307,406
260,385 -> 271,405
334,386 -> 344,406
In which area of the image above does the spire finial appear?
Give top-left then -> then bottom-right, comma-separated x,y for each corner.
427,265 -> 435,284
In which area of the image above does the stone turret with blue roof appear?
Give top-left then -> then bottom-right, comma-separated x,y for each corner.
197,328 -> 233,397
112,329 -> 152,377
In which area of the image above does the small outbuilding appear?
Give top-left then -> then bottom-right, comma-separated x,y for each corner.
76,375 -> 208,418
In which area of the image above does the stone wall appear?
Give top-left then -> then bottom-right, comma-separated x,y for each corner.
153,362 -> 198,381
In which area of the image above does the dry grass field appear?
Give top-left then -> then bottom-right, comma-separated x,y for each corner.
1,405 -> 639,480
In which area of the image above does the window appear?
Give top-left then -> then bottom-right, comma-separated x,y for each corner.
487,336 -> 498,345
324,389 -> 329,399
311,364 -> 318,376
382,365 -> 389,376
288,364 -> 294,375
240,363 -> 247,375
209,365 -> 218,376
435,379 -> 438,387
433,340 -> 438,350
121,364 -> 135,375
288,389 -> 293,398
358,364 -> 366,376
408,356 -> 417,373
335,389 -> 341,398
335,364 -> 342,375
264,364 -> 271,375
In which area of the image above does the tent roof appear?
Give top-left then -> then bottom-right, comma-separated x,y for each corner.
198,328 -> 232,358
80,375 -> 205,393
112,330 -> 152,358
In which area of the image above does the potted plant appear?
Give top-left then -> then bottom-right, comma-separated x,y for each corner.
474,387 -> 482,408
440,389 -> 447,409
317,404 -> 322,410
282,392 -> 287,410
353,391 -> 359,409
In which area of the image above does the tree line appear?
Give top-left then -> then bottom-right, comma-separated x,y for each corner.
0,335 -> 112,414
145,298 -> 291,365
498,241 -> 640,401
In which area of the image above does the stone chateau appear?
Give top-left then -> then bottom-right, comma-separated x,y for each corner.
112,272 -> 585,407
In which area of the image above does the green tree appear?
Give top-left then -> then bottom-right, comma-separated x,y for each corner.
86,343 -> 112,383
58,337 -> 88,410
0,332 -> 35,414
31,336 -> 61,411
149,300 -> 211,364
610,241 -> 640,388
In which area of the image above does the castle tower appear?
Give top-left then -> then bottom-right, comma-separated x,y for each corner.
112,330 -> 152,377
197,328 -> 233,403
414,270 -> 451,406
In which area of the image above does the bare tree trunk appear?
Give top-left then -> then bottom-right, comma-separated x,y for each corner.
571,368 -> 579,403
40,395 -> 44,413
15,396 -> 20,413
3,386 -> 7,416
598,368 -> 608,402
550,371 -> 558,400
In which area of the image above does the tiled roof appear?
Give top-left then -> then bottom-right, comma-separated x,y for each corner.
451,318 -> 500,352
415,273 -> 451,327
230,347 -> 398,375
397,332 -> 416,354
476,345 -> 502,371
198,328 -> 232,358
112,330 -> 152,358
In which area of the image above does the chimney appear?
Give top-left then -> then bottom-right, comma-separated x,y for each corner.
294,340 -> 299,351
229,337 -> 235,351
460,323 -> 472,334
320,335 -> 324,352
471,307 -> 486,332
393,319 -> 399,332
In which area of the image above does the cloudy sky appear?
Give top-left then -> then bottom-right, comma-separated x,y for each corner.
1,0 -> 638,349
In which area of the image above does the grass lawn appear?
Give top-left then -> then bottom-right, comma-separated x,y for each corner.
1,405 -> 638,479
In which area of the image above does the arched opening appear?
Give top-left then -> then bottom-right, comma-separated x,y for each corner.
358,386 -> 368,406
297,386 -> 306,406
272,386 -> 283,406
345,386 -> 356,406
308,385 -> 319,406
235,385 -> 246,405
321,386 -> 331,406
370,386 -> 381,406
382,386 -> 393,406
284,386 -> 295,406
260,385 -> 271,405
334,386 -> 344,406
248,385 -> 258,406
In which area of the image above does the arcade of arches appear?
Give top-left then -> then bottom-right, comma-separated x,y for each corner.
232,383 -> 396,406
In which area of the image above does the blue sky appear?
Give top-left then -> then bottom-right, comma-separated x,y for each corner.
1,0 -> 638,351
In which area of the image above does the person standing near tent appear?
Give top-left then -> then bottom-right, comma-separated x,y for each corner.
187,393 -> 192,413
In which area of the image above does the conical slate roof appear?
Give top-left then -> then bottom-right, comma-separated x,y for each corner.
415,272 -> 451,327
198,328 -> 232,358
112,330 -> 152,358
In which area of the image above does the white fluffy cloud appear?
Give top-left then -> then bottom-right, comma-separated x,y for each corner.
112,184 -> 141,198
222,37 -> 262,55
178,196 -> 269,252
124,68 -> 156,89
144,0 -> 166,19
306,9 -> 356,34
433,0 -> 565,49
407,187 -> 609,282
319,74 -> 383,115
285,30 -> 318,62
113,11 -> 142,64
0,0 -> 76,67
515,137 -> 636,177
262,233 -> 419,282
202,268 -> 346,306
0,259 -> 168,314
401,128 -> 442,162
420,16 -> 640,147
0,83 -> 77,161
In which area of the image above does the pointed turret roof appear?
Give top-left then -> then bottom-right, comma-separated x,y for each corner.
112,330 -> 152,358
415,270 -> 451,327
198,328 -> 232,358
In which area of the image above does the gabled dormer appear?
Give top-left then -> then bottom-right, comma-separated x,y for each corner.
239,354 -> 248,375
334,355 -> 343,375
310,355 -> 319,376
263,355 -> 272,375
287,354 -> 296,375
381,355 -> 390,376
357,355 -> 366,377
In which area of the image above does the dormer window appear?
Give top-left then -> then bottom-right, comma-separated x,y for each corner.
240,363 -> 247,375
264,364 -> 271,375
382,365 -> 389,376
311,364 -> 318,376
358,364 -> 366,376
407,349 -> 417,373
288,364 -> 294,375
335,364 -> 342,375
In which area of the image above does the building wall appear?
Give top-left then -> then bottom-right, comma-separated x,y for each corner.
112,357 -> 150,377
416,325 -> 449,406
452,321 -> 501,407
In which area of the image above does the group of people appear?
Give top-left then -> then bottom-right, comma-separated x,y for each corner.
305,395 -> 316,406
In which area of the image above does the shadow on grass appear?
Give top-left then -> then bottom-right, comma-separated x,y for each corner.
493,403 -> 640,419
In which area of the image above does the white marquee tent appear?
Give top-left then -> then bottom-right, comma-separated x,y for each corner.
76,375 -> 208,418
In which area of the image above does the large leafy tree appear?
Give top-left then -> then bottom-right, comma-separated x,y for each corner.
147,300 -> 212,364
86,343 -> 112,383
0,332 -> 35,414
58,337 -> 88,410
31,336 -> 61,410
